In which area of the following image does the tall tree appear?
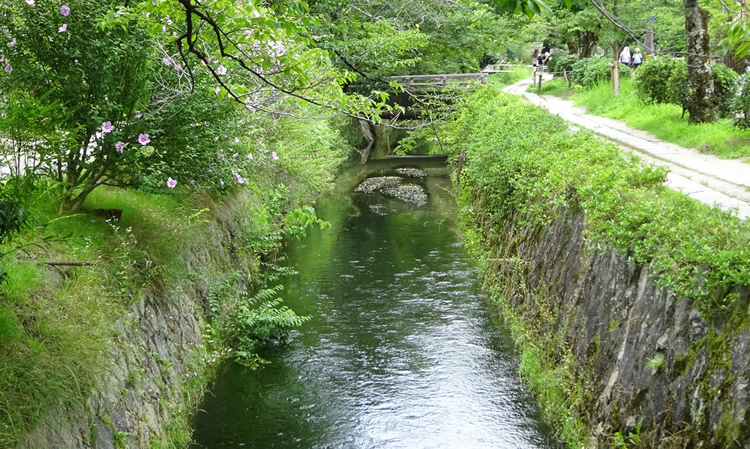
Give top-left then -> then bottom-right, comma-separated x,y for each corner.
684,0 -> 718,122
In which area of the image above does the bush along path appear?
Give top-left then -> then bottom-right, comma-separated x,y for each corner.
504,77 -> 750,220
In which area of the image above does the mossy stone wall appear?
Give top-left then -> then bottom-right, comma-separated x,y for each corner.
479,205 -> 750,448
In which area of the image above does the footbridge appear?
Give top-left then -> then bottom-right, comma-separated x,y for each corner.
384,64 -> 516,89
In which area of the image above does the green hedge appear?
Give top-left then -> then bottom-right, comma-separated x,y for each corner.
570,57 -> 630,88
444,85 -> 750,310
634,59 -> 738,119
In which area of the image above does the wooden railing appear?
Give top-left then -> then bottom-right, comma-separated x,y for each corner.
480,64 -> 518,73
385,73 -> 489,88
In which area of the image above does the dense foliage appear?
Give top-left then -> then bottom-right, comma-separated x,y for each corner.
711,63 -> 739,118
633,57 -> 687,105
547,53 -> 578,76
634,59 -> 737,118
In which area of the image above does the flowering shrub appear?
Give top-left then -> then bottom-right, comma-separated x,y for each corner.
0,0 -> 356,214
0,0 -> 158,213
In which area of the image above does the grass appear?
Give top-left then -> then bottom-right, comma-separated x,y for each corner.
527,78 -> 572,96
568,79 -> 750,161
488,65 -> 531,87
0,186 -> 212,446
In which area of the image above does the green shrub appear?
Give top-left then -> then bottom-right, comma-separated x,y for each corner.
571,57 -> 630,89
731,73 -> 750,128
633,57 -> 686,105
548,53 -> 579,77
712,64 -> 739,118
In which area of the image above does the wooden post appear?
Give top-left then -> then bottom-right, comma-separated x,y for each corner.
612,41 -> 620,96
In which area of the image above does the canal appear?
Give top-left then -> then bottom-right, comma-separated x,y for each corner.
192,157 -> 559,448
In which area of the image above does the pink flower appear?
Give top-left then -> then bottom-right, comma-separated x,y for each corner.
3,65 -> 11,73
115,141 -> 125,153
25,0 -> 34,5
233,173 -> 245,184
60,5 -> 70,16
101,121 -> 113,134
58,24 -> 67,33
232,152 -> 239,158
166,177 -> 177,188
162,57 -> 171,66
234,137 -> 239,143
214,86 -> 220,94
271,151 -> 279,160
9,38 -> 16,47
174,64 -> 182,72
247,153 -> 253,160
138,134 -> 150,145
217,65 -> 227,75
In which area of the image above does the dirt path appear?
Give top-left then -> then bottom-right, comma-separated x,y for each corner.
503,77 -> 750,219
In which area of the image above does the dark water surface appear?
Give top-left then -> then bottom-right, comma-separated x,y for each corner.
192,158 -> 559,449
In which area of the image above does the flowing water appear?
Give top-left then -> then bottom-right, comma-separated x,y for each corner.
192,157 -> 559,449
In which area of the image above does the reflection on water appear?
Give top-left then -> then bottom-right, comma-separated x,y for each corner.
191,158 -> 559,449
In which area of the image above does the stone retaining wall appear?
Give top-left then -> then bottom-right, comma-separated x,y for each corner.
17,194 -> 252,449
485,207 -> 750,448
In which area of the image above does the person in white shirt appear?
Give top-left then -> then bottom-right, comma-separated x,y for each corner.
619,46 -> 632,67
632,48 -> 643,68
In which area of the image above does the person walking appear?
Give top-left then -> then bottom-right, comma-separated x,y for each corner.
619,46 -> 632,67
632,48 -> 643,68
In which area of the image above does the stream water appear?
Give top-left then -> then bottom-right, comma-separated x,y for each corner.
191,157 -> 559,448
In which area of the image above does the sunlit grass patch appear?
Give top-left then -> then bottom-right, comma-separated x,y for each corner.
572,79 -> 750,159
528,78 -> 571,95
488,65 -> 530,87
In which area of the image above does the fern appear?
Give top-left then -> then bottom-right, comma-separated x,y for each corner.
228,286 -> 310,367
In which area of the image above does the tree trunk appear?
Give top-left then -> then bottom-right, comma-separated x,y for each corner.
57,183 -> 96,216
684,0 -> 718,123
358,118 -> 375,163
579,31 -> 598,58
